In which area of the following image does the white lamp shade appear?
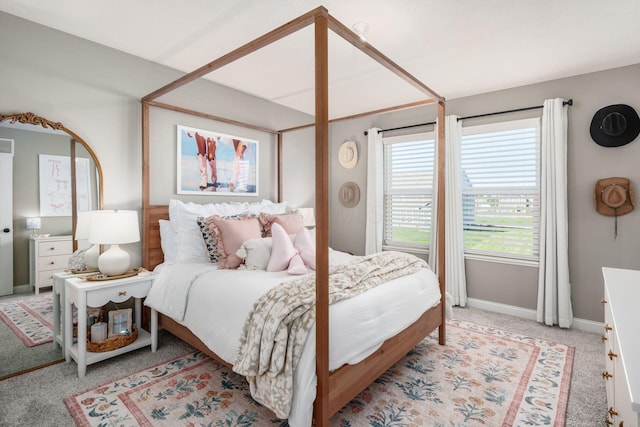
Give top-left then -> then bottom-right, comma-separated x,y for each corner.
74,211 -> 94,240
89,210 -> 140,245
26,217 -> 41,230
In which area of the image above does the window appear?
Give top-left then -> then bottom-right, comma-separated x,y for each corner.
382,132 -> 435,252
461,118 -> 540,262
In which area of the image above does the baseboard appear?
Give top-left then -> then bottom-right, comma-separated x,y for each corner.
465,297 -> 603,334
13,284 -> 32,294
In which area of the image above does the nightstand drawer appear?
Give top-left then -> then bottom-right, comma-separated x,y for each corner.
35,270 -> 63,287
86,279 -> 153,307
38,254 -> 70,271
37,240 -> 72,256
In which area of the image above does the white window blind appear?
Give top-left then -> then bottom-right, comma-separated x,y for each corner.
461,118 -> 540,260
382,133 -> 434,251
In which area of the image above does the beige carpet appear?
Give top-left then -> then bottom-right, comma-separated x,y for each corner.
0,306 -> 607,426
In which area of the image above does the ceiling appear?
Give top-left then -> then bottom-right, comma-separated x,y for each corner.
1,0 -> 639,119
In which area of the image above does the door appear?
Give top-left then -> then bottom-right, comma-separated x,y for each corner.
0,138 -> 14,296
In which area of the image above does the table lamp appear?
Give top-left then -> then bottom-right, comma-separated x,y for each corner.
89,210 -> 140,276
74,211 -> 99,270
298,207 -> 316,228
26,217 -> 41,236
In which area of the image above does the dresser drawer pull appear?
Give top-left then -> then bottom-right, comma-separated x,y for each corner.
601,298 -> 607,304
49,247 -> 55,250
601,335 -> 608,342
608,407 -> 619,417
602,371 -> 613,380
604,324 -> 612,332
608,350 -> 618,360
49,261 -> 56,265
619,421 -> 624,427
118,291 -> 127,297
605,417 -> 613,426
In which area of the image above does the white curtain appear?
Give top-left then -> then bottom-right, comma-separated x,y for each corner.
429,123 -> 440,273
365,128 -> 383,255
537,98 -> 573,328
444,115 -> 467,306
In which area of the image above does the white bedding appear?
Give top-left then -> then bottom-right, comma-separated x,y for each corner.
144,250 -> 441,427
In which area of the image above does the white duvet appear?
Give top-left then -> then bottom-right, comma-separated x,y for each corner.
144,251 -> 441,427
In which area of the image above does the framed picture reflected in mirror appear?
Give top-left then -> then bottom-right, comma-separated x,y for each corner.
107,308 -> 132,337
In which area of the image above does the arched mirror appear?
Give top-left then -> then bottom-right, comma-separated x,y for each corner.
0,112 -> 103,379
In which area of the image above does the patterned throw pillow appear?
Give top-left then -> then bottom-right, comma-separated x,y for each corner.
196,216 -> 219,263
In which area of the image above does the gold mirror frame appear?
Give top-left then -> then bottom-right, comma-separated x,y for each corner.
0,112 -> 105,247
0,111 -> 104,381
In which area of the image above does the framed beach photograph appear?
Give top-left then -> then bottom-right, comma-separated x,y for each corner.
107,308 -> 132,337
177,125 -> 259,195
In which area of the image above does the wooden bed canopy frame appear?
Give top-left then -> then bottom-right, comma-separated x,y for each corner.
140,6 -> 446,426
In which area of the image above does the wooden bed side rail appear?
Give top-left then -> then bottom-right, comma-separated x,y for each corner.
327,304 -> 443,416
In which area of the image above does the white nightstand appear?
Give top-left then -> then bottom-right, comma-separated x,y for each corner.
29,235 -> 73,294
64,274 -> 157,378
52,271 -> 84,350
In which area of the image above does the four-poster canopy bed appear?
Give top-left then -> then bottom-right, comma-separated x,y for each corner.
140,6 -> 446,427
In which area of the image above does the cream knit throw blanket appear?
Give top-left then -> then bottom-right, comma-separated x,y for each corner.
233,251 -> 429,419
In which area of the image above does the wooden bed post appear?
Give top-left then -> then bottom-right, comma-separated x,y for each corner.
141,101 -> 150,269
69,138 -> 78,251
277,132 -> 283,203
436,99 -> 446,345
314,9 -> 330,427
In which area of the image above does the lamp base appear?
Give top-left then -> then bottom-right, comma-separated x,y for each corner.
84,244 -> 100,270
98,244 -> 130,276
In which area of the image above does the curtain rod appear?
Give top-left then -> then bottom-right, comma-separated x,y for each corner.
363,99 -> 573,135
457,98 -> 573,121
364,121 -> 436,135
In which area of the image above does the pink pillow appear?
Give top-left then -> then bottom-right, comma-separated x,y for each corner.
267,222 -> 315,274
294,227 -> 316,270
287,254 -> 307,275
206,215 -> 262,269
266,222 -> 298,272
259,212 -> 304,237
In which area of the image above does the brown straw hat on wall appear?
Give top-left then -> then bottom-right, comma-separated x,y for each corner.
594,177 -> 634,216
594,177 -> 634,239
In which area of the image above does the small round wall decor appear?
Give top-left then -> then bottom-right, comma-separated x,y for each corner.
338,181 -> 360,208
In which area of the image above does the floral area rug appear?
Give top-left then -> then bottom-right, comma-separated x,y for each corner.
0,294 -> 54,347
65,319 -> 574,426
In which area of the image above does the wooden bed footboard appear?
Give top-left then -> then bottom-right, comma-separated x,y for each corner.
157,303 -> 443,419
327,303 -> 443,417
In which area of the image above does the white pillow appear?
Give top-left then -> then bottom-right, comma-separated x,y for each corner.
159,219 -> 178,264
236,237 -> 273,270
169,199 -> 290,263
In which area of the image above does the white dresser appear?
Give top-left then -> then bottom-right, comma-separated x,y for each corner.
29,235 -> 73,294
602,267 -> 640,427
